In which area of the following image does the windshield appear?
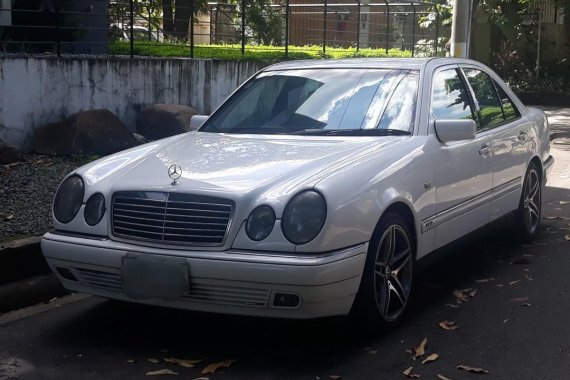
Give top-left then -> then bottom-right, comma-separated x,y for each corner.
201,68 -> 419,136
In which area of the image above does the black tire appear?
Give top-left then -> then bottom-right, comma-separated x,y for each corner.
351,212 -> 415,330
514,162 -> 542,243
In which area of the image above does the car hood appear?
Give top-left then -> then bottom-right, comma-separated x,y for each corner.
79,132 -> 403,198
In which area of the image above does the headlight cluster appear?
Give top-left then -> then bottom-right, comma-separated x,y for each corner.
54,175 -> 106,225
281,191 -> 327,245
245,191 -> 327,245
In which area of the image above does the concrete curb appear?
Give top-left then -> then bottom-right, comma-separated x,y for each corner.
0,235 -> 69,313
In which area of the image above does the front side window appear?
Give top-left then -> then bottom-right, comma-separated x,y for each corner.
463,68 -> 505,130
201,68 -> 418,136
431,68 -> 475,121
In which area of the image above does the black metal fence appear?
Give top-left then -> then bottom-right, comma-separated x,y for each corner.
0,0 -> 448,58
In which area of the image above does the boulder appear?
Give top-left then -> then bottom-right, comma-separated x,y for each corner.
136,104 -> 198,140
34,109 -> 137,156
0,140 -> 21,165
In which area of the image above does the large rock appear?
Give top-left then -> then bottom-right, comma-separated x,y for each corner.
0,140 -> 21,165
34,109 -> 137,156
136,104 -> 198,140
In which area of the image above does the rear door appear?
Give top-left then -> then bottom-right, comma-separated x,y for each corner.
460,67 -> 531,220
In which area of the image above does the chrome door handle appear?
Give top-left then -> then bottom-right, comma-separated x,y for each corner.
479,144 -> 490,155
517,131 -> 528,141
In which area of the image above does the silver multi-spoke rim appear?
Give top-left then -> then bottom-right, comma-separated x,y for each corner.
522,169 -> 541,234
373,225 -> 413,322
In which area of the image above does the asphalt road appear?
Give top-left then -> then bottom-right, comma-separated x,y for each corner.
1,117 -> 569,380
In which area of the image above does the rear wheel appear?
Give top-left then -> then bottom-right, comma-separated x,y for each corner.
515,162 -> 542,242
352,212 -> 414,329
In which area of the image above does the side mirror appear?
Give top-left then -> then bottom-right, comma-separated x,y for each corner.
434,119 -> 476,143
189,115 -> 209,131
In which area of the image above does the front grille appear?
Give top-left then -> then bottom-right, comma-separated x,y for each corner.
112,191 -> 233,246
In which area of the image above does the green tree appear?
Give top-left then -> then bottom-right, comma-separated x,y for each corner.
233,0 -> 283,46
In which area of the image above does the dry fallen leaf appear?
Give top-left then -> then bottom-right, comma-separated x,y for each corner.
510,258 -> 531,265
403,366 -> 421,378
475,277 -> 495,283
368,350 -> 378,354
329,376 -> 342,380
146,369 -> 179,376
559,200 -> 570,205
437,375 -> 452,380
201,360 -> 236,375
147,358 -> 160,364
523,303 -> 532,307
126,359 -> 137,364
163,357 -> 202,368
509,280 -> 520,286
510,297 -> 529,302
445,303 -> 459,308
565,234 -> 570,241
438,320 -> 458,331
457,365 -> 489,374
468,289 -> 477,298
422,353 -> 439,365
413,338 -> 428,359
453,290 -> 469,304
5,214 -> 14,221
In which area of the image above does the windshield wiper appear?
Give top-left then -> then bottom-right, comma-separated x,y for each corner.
286,129 -> 412,136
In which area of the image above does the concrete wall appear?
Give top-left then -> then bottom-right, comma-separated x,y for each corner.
0,57 -> 268,150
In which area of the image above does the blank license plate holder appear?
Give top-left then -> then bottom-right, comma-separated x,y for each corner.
122,253 -> 189,301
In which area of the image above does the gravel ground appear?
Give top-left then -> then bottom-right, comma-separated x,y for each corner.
0,154 -> 97,241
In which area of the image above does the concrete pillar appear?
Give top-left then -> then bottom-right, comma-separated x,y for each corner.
450,0 -> 471,58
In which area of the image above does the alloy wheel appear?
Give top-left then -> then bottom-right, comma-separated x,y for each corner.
373,224 -> 413,321
522,168 -> 541,235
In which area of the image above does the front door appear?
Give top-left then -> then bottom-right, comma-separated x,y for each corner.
428,67 -> 493,249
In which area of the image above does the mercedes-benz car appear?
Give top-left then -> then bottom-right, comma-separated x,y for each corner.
42,58 -> 553,327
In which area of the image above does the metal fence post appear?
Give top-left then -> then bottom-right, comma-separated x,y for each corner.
55,7 -> 61,57
434,7 -> 439,56
411,3 -> 416,57
323,0 -> 328,54
385,0 -> 390,54
129,0 -> 134,58
190,0 -> 194,58
356,0 -> 361,52
241,0 -> 246,57
285,0 -> 290,57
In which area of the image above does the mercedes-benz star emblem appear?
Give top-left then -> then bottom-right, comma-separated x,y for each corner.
168,164 -> 182,185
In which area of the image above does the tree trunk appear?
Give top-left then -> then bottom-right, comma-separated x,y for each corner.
162,0 -> 174,36
174,0 -> 192,41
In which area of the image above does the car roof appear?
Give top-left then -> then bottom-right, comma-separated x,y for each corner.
263,57 -> 483,72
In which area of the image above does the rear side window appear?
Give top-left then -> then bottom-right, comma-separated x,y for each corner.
463,68 -> 504,130
431,69 -> 475,121
493,80 -> 521,122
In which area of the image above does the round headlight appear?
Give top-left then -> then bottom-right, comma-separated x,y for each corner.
84,193 -> 106,226
246,206 -> 276,241
282,191 -> 327,245
54,175 -> 84,224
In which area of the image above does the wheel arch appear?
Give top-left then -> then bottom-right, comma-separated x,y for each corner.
379,201 -> 418,258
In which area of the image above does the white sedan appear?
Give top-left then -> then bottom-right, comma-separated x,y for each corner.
42,58 -> 553,327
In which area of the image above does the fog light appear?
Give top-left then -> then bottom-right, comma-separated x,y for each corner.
56,267 -> 77,281
273,293 -> 300,308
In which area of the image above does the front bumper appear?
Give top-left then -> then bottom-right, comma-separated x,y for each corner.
41,232 -> 367,319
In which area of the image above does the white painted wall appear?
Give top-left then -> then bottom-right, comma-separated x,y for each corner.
0,57 -> 267,150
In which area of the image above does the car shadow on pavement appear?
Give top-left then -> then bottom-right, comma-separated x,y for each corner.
39,186 -> 569,376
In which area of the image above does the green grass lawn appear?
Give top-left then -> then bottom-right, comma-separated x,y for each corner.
109,41 -> 413,60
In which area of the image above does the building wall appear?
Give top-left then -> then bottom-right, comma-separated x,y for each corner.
0,57 -> 267,150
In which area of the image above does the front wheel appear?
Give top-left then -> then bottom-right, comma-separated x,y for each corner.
514,163 -> 542,242
352,212 -> 414,329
